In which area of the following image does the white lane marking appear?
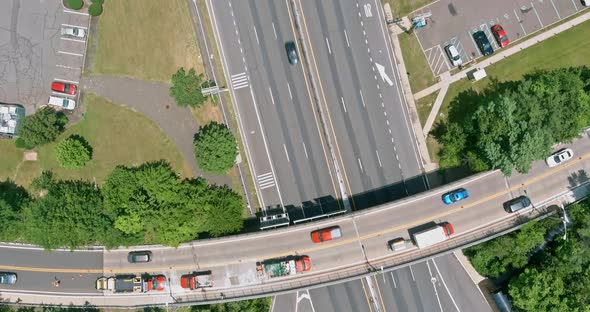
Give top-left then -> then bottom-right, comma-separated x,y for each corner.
549,0 -> 561,19
270,296 -> 277,312
570,0 -> 579,12
231,72 -> 249,90
341,97 -> 347,113
514,10 -> 528,36
344,29 -> 350,47
283,144 -> 290,162
287,82 -> 293,100
358,158 -> 364,172
302,141 -> 309,159
60,37 -> 85,43
376,150 -> 382,168
60,23 -> 88,30
53,78 -> 79,84
409,265 -> 416,281
272,22 -> 278,39
63,10 -> 88,16
56,64 -> 78,70
257,172 -> 276,189
432,258 -> 462,312
360,90 -> 366,108
254,26 -> 260,45
375,62 -> 393,86
531,2 -> 544,27
268,87 -> 276,105
427,261 -> 444,312
325,37 -> 332,55
58,51 -> 83,57
390,272 -> 397,288
296,289 -> 317,312
452,252 -> 489,305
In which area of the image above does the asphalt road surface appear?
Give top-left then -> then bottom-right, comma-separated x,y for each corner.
272,253 -> 491,312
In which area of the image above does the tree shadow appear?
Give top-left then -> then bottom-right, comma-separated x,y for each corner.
0,179 -> 30,208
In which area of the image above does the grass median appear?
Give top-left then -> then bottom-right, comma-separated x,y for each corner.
399,32 -> 437,93
382,0 -> 433,16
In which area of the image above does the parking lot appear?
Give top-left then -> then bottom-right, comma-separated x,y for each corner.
414,0 -> 589,76
0,0 -> 89,114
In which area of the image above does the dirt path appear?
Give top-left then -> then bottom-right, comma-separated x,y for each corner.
82,74 -> 231,186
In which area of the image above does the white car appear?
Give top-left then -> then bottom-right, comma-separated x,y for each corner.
582,0 -> 589,6
48,96 -> 76,110
546,148 -> 574,167
61,27 -> 85,38
444,44 -> 462,67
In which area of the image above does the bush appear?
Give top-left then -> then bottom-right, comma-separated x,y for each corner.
170,67 -> 208,108
66,0 -> 84,10
55,135 -> 93,169
88,3 -> 103,16
91,0 -> 103,4
193,122 -> 238,173
19,108 -> 68,149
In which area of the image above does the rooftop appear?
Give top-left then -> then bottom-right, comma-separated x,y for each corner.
0,104 -> 25,136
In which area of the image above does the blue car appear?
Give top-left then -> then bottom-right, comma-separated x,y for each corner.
442,188 -> 469,204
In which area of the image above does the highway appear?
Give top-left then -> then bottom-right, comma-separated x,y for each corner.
1,134 -> 589,306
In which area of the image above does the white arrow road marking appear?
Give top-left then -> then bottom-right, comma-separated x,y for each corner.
375,62 -> 393,86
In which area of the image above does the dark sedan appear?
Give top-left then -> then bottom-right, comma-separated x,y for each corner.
473,31 -> 494,56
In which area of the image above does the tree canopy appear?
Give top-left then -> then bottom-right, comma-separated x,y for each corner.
0,180 -> 29,241
17,107 -> 68,149
194,121 -> 238,174
435,67 -> 590,175
170,67 -> 208,108
190,297 -> 271,312
55,135 -> 93,169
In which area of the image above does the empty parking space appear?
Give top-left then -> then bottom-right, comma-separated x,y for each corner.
414,0 -> 589,77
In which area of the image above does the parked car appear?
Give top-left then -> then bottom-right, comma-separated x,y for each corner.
491,25 -> 510,47
582,0 -> 589,6
503,196 -> 531,213
444,44 -> 462,67
387,238 -> 410,251
473,31 -> 494,56
311,226 -> 342,243
47,96 -> 76,110
51,81 -> 77,95
285,41 -> 299,65
127,250 -> 152,263
0,272 -> 17,285
546,148 -> 574,167
61,27 -> 85,38
442,188 -> 469,204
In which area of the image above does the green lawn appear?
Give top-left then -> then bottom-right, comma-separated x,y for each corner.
399,32 -> 437,93
415,90 -> 439,127
382,0 -> 434,17
2,94 -> 188,187
91,0 -> 203,82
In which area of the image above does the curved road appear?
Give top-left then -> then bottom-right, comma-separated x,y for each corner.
1,135 -> 589,306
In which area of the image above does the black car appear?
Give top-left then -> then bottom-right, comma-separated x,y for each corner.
127,250 -> 152,263
0,272 -> 17,285
473,31 -> 494,56
503,196 -> 531,213
285,41 -> 299,65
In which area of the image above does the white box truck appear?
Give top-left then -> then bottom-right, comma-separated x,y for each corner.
413,223 -> 454,248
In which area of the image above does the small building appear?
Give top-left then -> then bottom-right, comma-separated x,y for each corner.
0,103 -> 25,138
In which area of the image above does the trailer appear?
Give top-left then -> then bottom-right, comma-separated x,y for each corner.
180,270 -> 213,289
413,223 -> 454,248
256,256 -> 311,279
95,274 -> 166,292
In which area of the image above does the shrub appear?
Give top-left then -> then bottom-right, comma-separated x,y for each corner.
88,3 -> 103,16
55,135 -> 92,169
66,0 -> 84,10
170,68 -> 208,108
193,122 -> 238,173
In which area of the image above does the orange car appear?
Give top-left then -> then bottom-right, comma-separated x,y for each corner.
311,226 -> 342,243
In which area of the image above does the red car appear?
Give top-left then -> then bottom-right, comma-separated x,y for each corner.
491,25 -> 509,48
145,275 -> 166,291
51,81 -> 77,95
311,226 -> 342,243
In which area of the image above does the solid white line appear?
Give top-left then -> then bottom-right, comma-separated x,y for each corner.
514,10 -> 528,36
452,252 -> 489,305
432,258 -> 462,312
58,51 -> 83,57
306,289 -> 317,312
55,64 -> 79,70
287,82 -> 293,100
269,87 -> 276,105
409,264 -> 416,281
376,150 -> 382,167
570,0 -> 579,12
61,23 -> 88,29
549,0 -> 561,19
302,142 -> 309,159
341,97 -> 347,113
390,272 -> 397,288
531,2 -> 544,27
325,37 -> 332,55
253,26 -> 260,45
272,22 -> 278,39
60,37 -> 85,43
62,10 -> 88,16
359,90 -> 366,108
284,144 -> 291,162
358,158 -> 363,172
270,296 -> 277,312
53,78 -> 79,84
427,261 -> 444,312
344,29 -> 350,47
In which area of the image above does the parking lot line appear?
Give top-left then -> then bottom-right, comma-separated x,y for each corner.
550,0 -> 561,19
514,10 -> 528,36
56,64 -> 79,70
58,51 -> 83,57
531,2 -> 544,27
570,0 -> 579,12
63,9 -> 89,16
53,78 -> 79,84
61,23 -> 88,29
60,37 -> 86,43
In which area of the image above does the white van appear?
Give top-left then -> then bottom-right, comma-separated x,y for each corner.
48,96 -> 76,110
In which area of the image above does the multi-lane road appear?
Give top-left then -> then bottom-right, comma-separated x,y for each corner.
208,0 -> 425,212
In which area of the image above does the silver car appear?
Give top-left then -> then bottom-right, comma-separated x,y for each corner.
61,27 -> 85,38
444,44 -> 462,67
0,272 -> 17,285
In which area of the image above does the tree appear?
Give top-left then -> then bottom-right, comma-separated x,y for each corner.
88,2 -> 103,16
65,0 -> 84,10
203,185 -> 245,237
194,122 -> 238,174
0,180 -> 29,241
170,67 -> 208,108
191,297 -> 272,312
55,135 -> 92,169
18,108 -> 68,148
509,267 -> 565,311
